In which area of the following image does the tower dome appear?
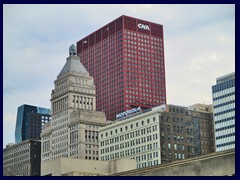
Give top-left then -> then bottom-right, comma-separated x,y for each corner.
58,44 -> 88,78
69,44 -> 77,56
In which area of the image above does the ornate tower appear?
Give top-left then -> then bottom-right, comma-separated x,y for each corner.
41,45 -> 108,163
52,44 -> 96,113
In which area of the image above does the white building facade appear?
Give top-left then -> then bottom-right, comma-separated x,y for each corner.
212,72 -> 235,152
41,45 -> 108,164
3,140 -> 41,176
99,106 -> 165,169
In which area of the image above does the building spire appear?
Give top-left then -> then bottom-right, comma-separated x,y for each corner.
69,44 -> 77,56
58,44 -> 88,78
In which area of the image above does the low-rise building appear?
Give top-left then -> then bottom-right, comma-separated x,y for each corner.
41,157 -> 136,176
99,104 -> 215,168
3,139 -> 41,176
161,104 -> 215,164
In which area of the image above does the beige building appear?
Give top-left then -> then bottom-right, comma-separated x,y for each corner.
188,103 -> 213,113
41,45 -> 109,163
111,149 -> 235,176
41,157 -> 136,176
99,105 -> 167,169
99,104 -> 215,168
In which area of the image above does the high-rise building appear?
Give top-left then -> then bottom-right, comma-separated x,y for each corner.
99,104 -> 215,168
15,104 -> 51,143
212,72 -> 235,152
77,15 -> 166,120
41,45 -> 109,164
3,139 -> 41,176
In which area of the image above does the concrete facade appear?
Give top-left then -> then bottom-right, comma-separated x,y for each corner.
99,105 -> 164,169
41,157 -> 136,176
99,104 -> 215,169
111,149 -> 235,176
3,140 -> 41,176
41,45 -> 109,163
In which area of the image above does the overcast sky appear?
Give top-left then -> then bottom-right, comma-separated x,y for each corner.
3,4 -> 235,148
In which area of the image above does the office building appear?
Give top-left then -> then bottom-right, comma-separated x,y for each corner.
77,15 -> 166,120
162,104 -> 215,162
212,72 -> 235,151
3,139 -> 41,176
15,104 -> 51,143
99,104 -> 215,168
99,105 -> 164,169
41,45 -> 109,163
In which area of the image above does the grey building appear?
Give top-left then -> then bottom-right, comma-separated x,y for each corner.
3,139 -> 41,176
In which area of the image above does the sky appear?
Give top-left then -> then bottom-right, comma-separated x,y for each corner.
3,4 -> 235,148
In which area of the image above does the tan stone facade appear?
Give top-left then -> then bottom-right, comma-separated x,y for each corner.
99,104 -> 215,168
111,149 -> 235,176
188,103 -> 213,113
41,45 -> 109,163
41,157 -> 136,176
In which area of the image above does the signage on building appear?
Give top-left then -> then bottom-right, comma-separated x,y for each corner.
116,107 -> 142,119
152,104 -> 168,112
138,23 -> 150,31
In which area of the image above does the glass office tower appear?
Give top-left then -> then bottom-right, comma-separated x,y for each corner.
77,15 -> 166,120
15,104 -> 51,143
212,72 -> 235,151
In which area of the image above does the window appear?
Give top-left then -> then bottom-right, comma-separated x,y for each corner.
174,144 -> 177,150
178,154 -> 181,159
153,117 -> 156,122
168,143 -> 171,150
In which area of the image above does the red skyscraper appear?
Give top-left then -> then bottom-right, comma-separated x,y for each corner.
77,15 -> 166,120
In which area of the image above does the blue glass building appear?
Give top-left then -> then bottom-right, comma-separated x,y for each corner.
212,72 -> 235,151
15,104 -> 51,143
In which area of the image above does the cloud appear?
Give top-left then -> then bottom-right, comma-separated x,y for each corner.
3,4 -> 235,147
